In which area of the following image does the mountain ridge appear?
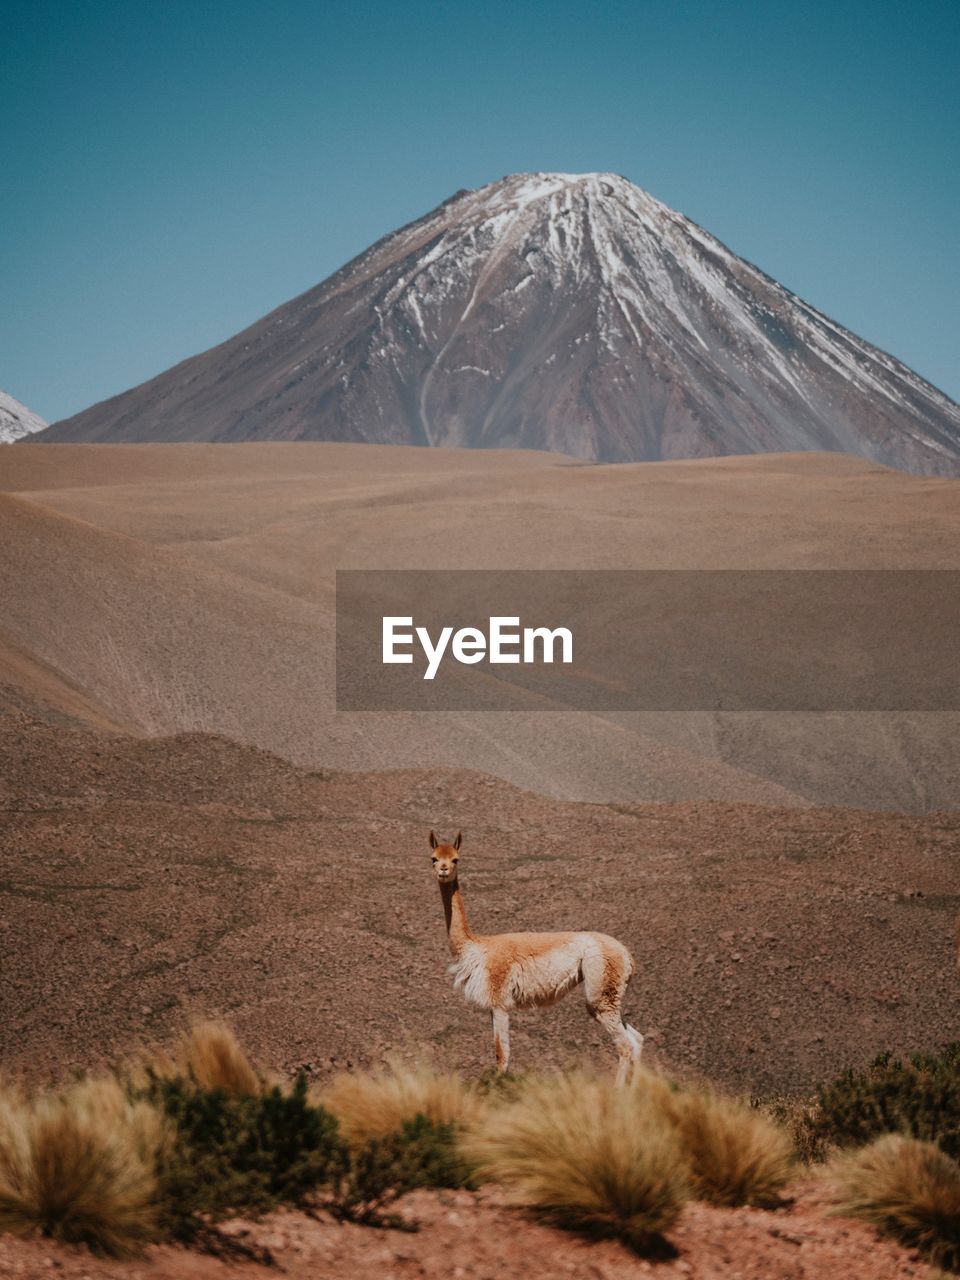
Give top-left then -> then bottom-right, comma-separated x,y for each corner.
36,172 -> 960,473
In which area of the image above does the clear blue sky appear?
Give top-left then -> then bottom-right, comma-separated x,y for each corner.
2,0 -> 957,422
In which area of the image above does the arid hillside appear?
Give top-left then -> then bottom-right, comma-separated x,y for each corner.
1,442 -> 959,810
1,708 -> 956,1094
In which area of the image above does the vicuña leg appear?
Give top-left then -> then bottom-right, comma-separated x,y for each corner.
625,1022 -> 645,1064
594,1008 -> 641,1086
583,948 -> 644,1086
492,1008 -> 510,1073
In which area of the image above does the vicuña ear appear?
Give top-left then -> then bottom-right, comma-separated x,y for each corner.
429,830 -> 438,849
454,831 -> 462,850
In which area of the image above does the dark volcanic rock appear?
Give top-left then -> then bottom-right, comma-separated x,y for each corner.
40,172 -> 960,473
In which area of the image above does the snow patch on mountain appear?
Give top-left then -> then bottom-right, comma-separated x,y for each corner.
0,390 -> 47,443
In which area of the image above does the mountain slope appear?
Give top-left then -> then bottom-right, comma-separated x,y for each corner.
0,388 -> 47,443
39,172 -> 960,471
4,442 -> 960,811
0,475 -> 805,810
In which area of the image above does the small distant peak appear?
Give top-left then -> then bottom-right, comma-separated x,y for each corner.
0,389 -> 48,443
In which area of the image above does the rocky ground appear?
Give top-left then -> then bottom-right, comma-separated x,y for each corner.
0,1185 -> 934,1280
1,705 -> 957,1095
1,698 -> 956,1278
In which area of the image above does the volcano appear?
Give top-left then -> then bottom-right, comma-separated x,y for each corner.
38,172 -> 960,473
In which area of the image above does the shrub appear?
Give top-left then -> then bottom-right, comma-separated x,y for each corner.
321,1058 -> 483,1144
754,1094 -> 827,1165
825,1134 -> 960,1270
465,1072 -> 688,1253
334,1115 -> 475,1225
147,1070 -> 470,1244
816,1045 -> 960,1158
662,1087 -> 794,1207
376,1114 -> 474,1191
0,1030 -> 484,1260
0,1078 -> 164,1256
360,1116 -> 473,1192
146,1072 -> 343,1241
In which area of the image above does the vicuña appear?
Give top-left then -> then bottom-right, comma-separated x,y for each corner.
429,830 -> 644,1082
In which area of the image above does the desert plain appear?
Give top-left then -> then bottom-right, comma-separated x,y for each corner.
1,441 -> 957,1088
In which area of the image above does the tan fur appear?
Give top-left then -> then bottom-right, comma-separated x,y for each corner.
482,931 -> 576,1005
592,941 -> 631,1014
429,831 -> 644,1082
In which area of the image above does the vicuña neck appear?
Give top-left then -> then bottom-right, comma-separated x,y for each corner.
439,880 -> 474,957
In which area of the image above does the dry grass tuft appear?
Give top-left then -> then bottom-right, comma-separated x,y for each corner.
321,1058 -> 484,1144
825,1134 -> 960,1270
142,1021 -> 261,1096
465,1072 -> 688,1253
0,1077 -> 165,1256
661,1085 -> 795,1207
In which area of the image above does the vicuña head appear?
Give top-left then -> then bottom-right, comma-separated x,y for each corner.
429,830 -> 461,883
427,828 -> 645,1083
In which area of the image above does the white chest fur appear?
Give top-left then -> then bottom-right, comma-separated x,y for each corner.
449,942 -> 493,1009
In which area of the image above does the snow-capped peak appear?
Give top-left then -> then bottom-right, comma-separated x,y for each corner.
43,172 -> 960,474
0,390 -> 48,444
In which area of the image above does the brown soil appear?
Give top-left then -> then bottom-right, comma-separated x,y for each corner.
2,443 -> 959,810
0,1185 -> 933,1279
2,708 -> 956,1094
1,445 -> 957,1277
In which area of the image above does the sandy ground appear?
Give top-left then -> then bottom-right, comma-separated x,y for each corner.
0,1185 -> 933,1279
1,443 -> 959,810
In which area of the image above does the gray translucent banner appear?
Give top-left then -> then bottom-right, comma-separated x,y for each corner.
335,570 -> 960,711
